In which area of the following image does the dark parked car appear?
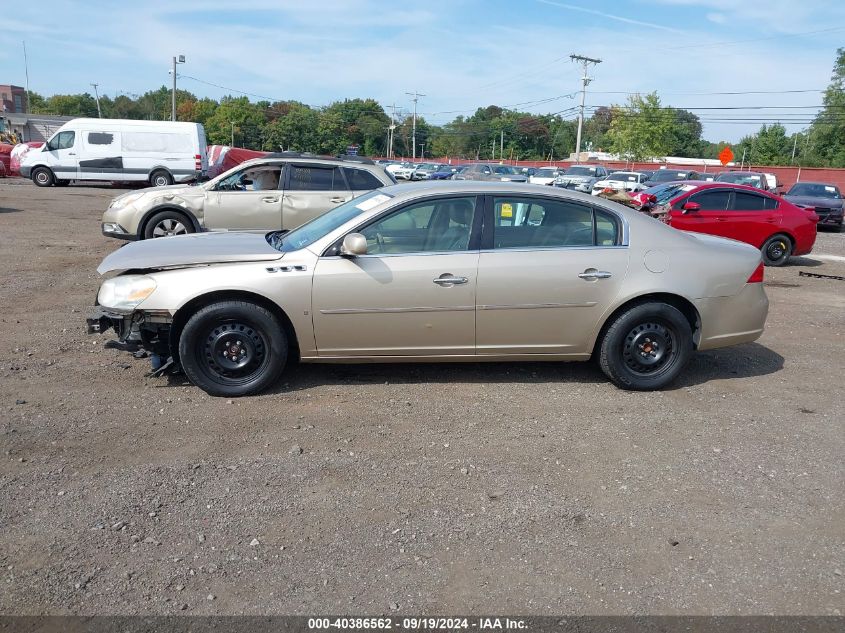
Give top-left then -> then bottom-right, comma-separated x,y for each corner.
783,181 -> 843,230
714,171 -> 771,191
642,169 -> 701,188
460,163 -> 528,182
428,164 -> 461,180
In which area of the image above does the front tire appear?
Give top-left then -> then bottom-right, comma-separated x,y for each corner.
149,169 -> 173,187
143,209 -> 194,239
178,301 -> 288,397
598,302 -> 693,391
32,167 -> 54,187
761,234 -> 792,266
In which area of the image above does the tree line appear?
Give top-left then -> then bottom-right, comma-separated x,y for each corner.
23,48 -> 845,167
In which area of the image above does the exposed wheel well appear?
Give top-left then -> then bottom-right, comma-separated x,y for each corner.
138,206 -> 199,238
169,290 -> 300,364
592,293 -> 701,357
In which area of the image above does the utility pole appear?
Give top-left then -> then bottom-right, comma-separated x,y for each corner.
90,83 -> 102,118
790,135 -> 798,163
405,91 -> 425,160
387,103 -> 398,159
500,130 -> 504,162
230,121 -> 235,147
570,54 -> 601,164
22,41 -> 31,114
171,54 -> 185,121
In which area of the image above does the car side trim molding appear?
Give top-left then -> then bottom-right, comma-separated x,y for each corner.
478,302 -> 597,310
320,305 -> 475,315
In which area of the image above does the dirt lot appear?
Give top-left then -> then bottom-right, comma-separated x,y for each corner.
0,180 -> 843,616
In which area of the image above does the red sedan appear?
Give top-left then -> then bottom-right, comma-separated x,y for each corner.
647,182 -> 818,266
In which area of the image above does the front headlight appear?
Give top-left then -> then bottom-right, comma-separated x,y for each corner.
109,192 -> 144,210
98,275 -> 157,312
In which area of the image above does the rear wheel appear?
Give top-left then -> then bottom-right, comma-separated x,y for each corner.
761,234 -> 792,266
149,169 -> 173,187
598,302 -> 693,391
178,301 -> 288,397
32,167 -> 54,187
143,209 -> 194,239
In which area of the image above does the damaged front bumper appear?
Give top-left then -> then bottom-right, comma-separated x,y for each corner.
86,307 -> 179,375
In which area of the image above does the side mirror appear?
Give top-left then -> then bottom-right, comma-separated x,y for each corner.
340,233 -> 367,257
682,201 -> 701,213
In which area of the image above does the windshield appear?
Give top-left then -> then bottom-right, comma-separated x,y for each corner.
267,190 -> 394,252
651,170 -> 688,182
716,172 -> 762,186
535,168 -> 558,177
417,163 -> 439,171
647,183 -> 697,205
564,166 -> 597,176
787,183 -> 841,198
494,166 -> 521,175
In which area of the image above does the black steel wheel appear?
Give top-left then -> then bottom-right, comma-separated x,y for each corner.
179,301 -> 288,397
761,234 -> 792,267
599,302 -> 693,390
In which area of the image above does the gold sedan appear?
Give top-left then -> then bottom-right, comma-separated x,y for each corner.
89,181 -> 769,397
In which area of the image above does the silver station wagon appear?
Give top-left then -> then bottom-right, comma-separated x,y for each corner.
88,181 -> 769,397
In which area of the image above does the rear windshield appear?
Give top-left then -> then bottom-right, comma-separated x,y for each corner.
535,168 -> 558,177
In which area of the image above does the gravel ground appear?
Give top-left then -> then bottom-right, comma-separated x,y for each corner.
0,180 -> 843,616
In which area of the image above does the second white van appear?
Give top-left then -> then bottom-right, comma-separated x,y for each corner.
20,118 -> 208,187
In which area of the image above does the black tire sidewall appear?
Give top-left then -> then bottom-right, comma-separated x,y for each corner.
150,170 -> 173,187
599,302 -> 693,391
179,301 -> 288,397
32,168 -> 54,187
762,234 -> 792,266
143,210 -> 194,239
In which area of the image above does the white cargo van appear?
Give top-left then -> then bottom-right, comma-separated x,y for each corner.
20,118 -> 208,187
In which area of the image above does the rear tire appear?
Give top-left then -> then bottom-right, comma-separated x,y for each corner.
598,302 -> 693,391
143,209 -> 194,239
761,234 -> 792,266
32,167 -> 54,187
178,301 -> 288,397
149,170 -> 173,187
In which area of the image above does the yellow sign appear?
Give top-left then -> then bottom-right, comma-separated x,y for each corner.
500,203 -> 513,218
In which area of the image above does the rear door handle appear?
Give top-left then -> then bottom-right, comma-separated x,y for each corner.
578,269 -> 612,280
433,274 -> 469,286
261,196 -> 279,203
330,197 -> 347,204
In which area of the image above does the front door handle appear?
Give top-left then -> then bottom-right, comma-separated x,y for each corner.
578,269 -> 612,280
261,196 -> 279,203
433,274 -> 469,286
330,197 -> 347,204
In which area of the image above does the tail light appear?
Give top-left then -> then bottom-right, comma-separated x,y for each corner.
747,262 -> 764,283
194,154 -> 202,171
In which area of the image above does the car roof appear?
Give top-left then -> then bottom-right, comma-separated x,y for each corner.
788,181 -> 838,187
668,181 -> 776,194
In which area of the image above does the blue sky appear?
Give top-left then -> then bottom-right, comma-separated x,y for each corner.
1,0 -> 843,142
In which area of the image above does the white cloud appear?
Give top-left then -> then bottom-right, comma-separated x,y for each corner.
706,12 -> 726,24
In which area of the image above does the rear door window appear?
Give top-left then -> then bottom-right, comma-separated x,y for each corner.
287,166 -> 347,191
731,192 -> 768,211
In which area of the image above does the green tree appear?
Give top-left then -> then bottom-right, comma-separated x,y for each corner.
264,103 -> 320,151
606,92 -> 675,161
204,96 -> 267,148
807,47 -> 845,167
